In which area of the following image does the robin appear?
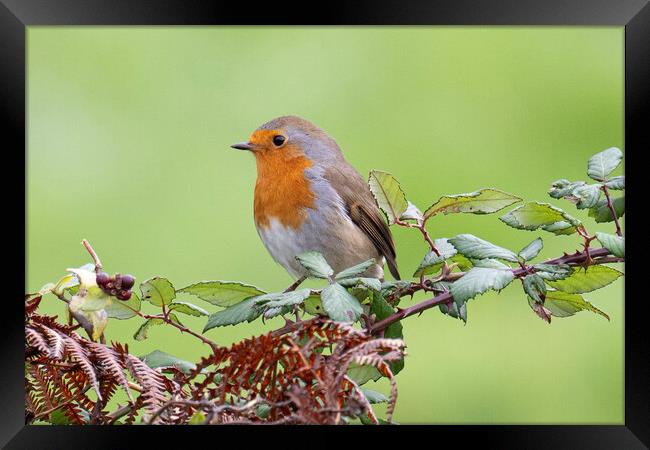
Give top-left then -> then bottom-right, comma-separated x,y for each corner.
231,115 -> 400,284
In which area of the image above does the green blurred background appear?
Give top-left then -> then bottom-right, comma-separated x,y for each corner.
27,27 -> 624,424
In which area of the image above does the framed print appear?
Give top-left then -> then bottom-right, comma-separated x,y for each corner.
3,0 -> 648,447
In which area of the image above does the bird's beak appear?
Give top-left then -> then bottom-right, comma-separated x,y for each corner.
230,141 -> 253,151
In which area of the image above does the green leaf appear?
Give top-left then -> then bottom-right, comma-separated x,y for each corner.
169,301 -> 209,317
547,265 -> 623,294
595,232 -> 624,258
295,251 -> 334,279
177,281 -> 265,307
572,184 -> 602,209
448,234 -> 517,262
522,274 -> 546,303
188,411 -> 206,425
540,221 -> 577,235
338,277 -> 382,292
321,283 -> 363,322
424,188 -> 521,219
449,268 -> 515,306
605,176 -> 624,190
140,349 -> 197,373
79,287 -> 112,312
368,170 -> 408,224
52,273 -> 80,297
105,291 -> 141,320
203,297 -> 262,331
303,294 -> 325,316
470,258 -> 511,269
370,292 -> 403,340
49,409 -> 73,425
439,301 -> 468,323
500,202 -> 580,233
543,290 -> 609,320
399,201 -> 423,222
587,147 -> 623,181
360,388 -> 388,404
335,259 -> 376,280
589,196 -> 625,223
140,277 -> 176,306
134,318 -> 165,341
534,263 -> 574,281
518,238 -> 543,262
347,363 -> 382,385
413,238 -> 458,277
256,289 -> 312,308
548,179 -> 586,199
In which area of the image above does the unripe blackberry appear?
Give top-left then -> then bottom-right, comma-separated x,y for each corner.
96,272 -> 109,287
121,274 -> 135,289
116,290 -> 132,301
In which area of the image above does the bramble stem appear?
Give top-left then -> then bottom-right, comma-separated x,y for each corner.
601,184 -> 623,236
369,247 -> 611,334
82,239 -> 103,272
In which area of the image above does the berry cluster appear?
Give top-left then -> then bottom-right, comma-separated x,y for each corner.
96,272 -> 135,301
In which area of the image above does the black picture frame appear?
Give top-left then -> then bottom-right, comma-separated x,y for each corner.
4,0 -> 648,447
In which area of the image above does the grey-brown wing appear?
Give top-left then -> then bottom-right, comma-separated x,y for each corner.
324,165 -> 400,280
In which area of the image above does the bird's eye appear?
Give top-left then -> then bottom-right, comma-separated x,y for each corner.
272,135 -> 286,147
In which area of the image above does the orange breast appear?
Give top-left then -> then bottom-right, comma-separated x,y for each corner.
253,145 -> 316,229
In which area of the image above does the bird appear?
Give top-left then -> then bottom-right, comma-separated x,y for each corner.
231,115 -> 400,284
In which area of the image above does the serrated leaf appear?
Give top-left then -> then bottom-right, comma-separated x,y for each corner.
347,363 -> 382,385
177,281 -> 265,307
335,260 -> 376,280
547,265 -> 623,294
543,290 -> 609,320
540,221 -> 577,235
140,277 -> 175,306
169,301 -> 209,317
338,277 -> 382,292
548,179 -> 586,199
500,202 -> 581,232
413,238 -> 458,276
595,232 -> 624,258
295,251 -> 334,279
140,349 -> 197,374
518,238 -> 543,261
439,300 -> 468,323
368,170 -> 408,224
321,283 -> 363,322
469,258 -> 511,269
522,274 -> 546,303
256,289 -> 311,309
589,196 -> 625,223
105,291 -> 141,320
370,293 -> 402,340
605,176 -> 624,190
587,147 -> 623,181
534,263 -> 574,281
424,188 -> 521,219
450,267 -> 515,306
448,234 -> 517,262
203,297 -> 262,331
399,201 -> 423,222
133,318 -> 165,341
572,184 -> 602,209
360,388 -> 389,404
